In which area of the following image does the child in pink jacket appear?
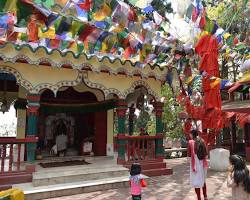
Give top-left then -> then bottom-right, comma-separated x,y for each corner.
129,163 -> 147,200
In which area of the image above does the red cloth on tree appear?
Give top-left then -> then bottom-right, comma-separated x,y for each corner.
184,120 -> 192,139
202,75 -> 221,110
195,34 -> 219,77
202,108 -> 222,129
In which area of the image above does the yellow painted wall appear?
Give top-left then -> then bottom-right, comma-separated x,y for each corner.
0,61 -> 80,92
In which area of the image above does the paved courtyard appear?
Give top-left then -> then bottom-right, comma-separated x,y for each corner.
46,158 -> 232,200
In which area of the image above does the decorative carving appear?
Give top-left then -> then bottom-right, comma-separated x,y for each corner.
0,65 -> 33,91
0,48 -> 167,81
124,80 -> 161,101
0,65 -> 83,95
82,72 -> 124,99
34,72 -> 83,95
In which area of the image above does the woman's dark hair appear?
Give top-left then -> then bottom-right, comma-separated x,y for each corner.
230,155 -> 250,193
130,163 -> 141,176
191,130 -> 199,139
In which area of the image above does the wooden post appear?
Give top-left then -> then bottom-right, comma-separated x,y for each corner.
26,94 -> 40,163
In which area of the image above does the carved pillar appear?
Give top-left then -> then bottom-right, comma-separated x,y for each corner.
128,107 -> 135,136
154,102 -> 164,158
116,100 -> 127,164
26,94 -> 40,162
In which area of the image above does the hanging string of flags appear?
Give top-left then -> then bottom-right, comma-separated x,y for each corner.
0,0 -> 178,67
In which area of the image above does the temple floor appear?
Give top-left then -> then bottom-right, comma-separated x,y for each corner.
45,158 -> 232,200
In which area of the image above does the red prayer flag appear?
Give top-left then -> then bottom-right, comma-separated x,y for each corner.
78,25 -> 95,41
77,0 -> 91,12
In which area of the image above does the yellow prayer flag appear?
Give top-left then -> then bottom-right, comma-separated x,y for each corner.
210,78 -> 221,88
93,3 -> 111,21
69,42 -> 78,53
38,27 -> 55,39
101,42 -> 107,52
186,76 -> 194,84
223,33 -> 231,40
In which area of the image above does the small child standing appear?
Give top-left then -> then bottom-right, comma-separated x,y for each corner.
129,163 -> 147,200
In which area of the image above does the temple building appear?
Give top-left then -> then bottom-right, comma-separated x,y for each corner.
0,42 -> 172,195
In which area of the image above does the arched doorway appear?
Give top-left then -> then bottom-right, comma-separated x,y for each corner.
39,87 -> 107,157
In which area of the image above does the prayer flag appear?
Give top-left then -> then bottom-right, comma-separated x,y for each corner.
78,25 -> 95,41
153,11 -> 163,25
75,4 -> 88,22
210,77 -> 221,88
39,27 -> 56,39
77,0 -> 91,12
93,3 -> 111,21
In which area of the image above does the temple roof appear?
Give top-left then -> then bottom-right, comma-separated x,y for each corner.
0,42 -> 167,81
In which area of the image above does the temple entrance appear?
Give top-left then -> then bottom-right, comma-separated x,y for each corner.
38,87 -> 107,157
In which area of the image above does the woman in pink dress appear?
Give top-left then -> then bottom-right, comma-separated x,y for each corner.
188,130 -> 208,200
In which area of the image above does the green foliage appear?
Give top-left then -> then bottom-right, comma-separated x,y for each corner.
161,84 -> 184,139
135,105 -> 151,133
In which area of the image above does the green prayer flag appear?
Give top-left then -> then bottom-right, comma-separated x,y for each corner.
117,31 -> 128,40
60,40 -> 69,50
92,0 -> 104,12
71,20 -> 82,38
109,0 -> 118,10
16,1 -> 33,24
20,33 -> 28,41
34,0 -> 54,9
226,36 -> 234,46
128,0 -> 137,6
77,43 -> 84,53
204,17 -> 214,33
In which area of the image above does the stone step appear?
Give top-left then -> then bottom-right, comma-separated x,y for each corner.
0,184 -> 12,191
32,166 -> 129,187
14,176 -> 130,200
142,168 -> 173,177
0,172 -> 32,186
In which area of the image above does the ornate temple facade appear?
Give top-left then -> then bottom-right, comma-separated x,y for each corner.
0,42 -> 172,190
